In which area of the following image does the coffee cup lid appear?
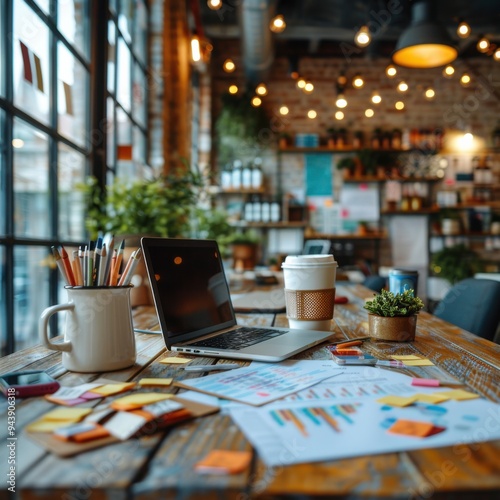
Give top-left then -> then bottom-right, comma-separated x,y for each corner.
282,254 -> 337,267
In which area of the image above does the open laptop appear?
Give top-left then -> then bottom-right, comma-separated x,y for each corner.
140,237 -> 334,362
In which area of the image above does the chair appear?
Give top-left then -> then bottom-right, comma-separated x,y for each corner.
363,275 -> 387,293
433,278 -> 500,341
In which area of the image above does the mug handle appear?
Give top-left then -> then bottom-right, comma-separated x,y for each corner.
39,303 -> 74,352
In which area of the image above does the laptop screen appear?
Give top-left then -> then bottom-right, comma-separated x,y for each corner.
141,238 -> 236,344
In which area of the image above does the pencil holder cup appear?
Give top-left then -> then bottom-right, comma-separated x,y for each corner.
39,286 -> 136,373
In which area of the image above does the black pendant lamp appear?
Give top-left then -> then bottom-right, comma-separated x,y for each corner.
392,0 -> 457,68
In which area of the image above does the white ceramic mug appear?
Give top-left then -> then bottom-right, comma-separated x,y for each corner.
282,254 -> 338,331
39,286 -> 137,373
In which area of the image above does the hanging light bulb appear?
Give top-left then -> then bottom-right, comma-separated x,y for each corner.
270,14 -> 286,33
336,93 -> 348,108
425,87 -> 435,99
460,72 -> 471,87
228,84 -> 238,94
256,83 -> 268,96
251,96 -> 262,107
352,75 -> 364,88
494,48 -> 500,61
223,58 -> 236,73
477,36 -> 490,53
296,77 -> 306,89
395,101 -> 405,110
335,111 -> 344,120
443,65 -> 455,78
397,81 -> 409,92
365,109 -> 374,118
457,20 -> 471,39
355,25 -> 371,47
279,105 -> 289,115
385,65 -> 397,78
303,82 -> 314,93
307,109 -> 317,119
371,92 -> 382,104
207,0 -> 222,10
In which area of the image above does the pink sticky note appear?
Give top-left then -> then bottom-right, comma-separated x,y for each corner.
411,378 -> 440,387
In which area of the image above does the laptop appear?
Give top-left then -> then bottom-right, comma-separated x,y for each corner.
140,237 -> 334,362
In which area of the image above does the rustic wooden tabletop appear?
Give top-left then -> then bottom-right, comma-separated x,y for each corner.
2,283 -> 500,499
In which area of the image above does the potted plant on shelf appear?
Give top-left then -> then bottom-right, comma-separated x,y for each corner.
228,230 -> 261,271
431,244 -> 482,285
336,156 -> 356,179
364,289 -> 425,342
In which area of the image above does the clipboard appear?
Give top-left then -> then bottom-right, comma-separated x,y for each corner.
26,396 -> 219,457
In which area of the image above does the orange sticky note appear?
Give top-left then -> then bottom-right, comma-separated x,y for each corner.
195,450 -> 252,474
388,419 -> 445,438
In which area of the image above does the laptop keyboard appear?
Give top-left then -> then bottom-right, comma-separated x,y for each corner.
189,327 -> 289,350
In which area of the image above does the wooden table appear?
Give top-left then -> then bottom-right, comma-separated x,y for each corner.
2,283 -> 500,499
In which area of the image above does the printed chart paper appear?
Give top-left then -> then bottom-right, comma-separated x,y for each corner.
175,360 -> 344,406
229,397 -> 500,466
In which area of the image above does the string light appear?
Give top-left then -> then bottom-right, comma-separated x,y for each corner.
371,92 -> 382,104
460,72 -> 471,87
296,78 -> 306,89
251,96 -> 262,107
385,65 -> 397,78
397,81 -> 409,93
352,75 -> 364,88
425,88 -> 435,100
270,14 -> 286,33
256,83 -> 268,96
457,20 -> 471,39
354,25 -> 371,47
223,59 -> 235,73
365,109 -> 374,118
443,65 -> 455,78
395,101 -> 405,110
279,105 -> 289,115
228,84 -> 238,94
477,36 -> 490,53
336,93 -> 347,108
190,35 -> 201,63
335,111 -> 344,120
207,0 -> 222,10
307,109 -> 317,119
303,82 -> 314,93
494,48 -> 500,61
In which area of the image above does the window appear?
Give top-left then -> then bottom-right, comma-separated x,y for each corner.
0,0 -> 150,355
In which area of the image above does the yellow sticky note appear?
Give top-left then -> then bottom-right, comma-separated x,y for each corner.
402,359 -> 434,366
160,356 -> 191,365
111,392 -> 173,410
90,382 -> 136,396
41,407 -> 92,422
391,355 -> 422,360
138,378 -> 173,387
377,395 -> 417,407
414,393 -> 450,404
26,420 -> 74,433
435,389 -> 479,401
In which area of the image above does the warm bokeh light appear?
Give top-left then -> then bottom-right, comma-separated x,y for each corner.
460,72 -> 471,86
223,58 -> 235,72
279,105 -> 289,115
477,37 -> 490,53
425,88 -> 435,99
335,111 -> 344,120
365,108 -> 374,118
228,84 -> 238,94
352,75 -> 364,88
335,94 -> 347,108
395,101 -> 405,110
443,65 -> 455,78
304,82 -> 314,93
190,36 -> 201,62
12,138 -> 24,148
207,0 -> 222,10
494,48 -> 500,61
371,92 -> 382,104
385,65 -> 397,78
307,109 -> 317,119
270,14 -> 286,33
457,21 -> 471,38
251,96 -> 262,107
355,25 -> 371,47
296,78 -> 306,89
256,83 -> 268,96
397,81 -> 409,92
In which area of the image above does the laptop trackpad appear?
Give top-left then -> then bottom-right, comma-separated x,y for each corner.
241,330 -> 331,355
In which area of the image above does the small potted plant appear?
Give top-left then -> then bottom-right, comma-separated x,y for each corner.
228,230 -> 261,271
336,156 -> 356,179
364,289 -> 424,342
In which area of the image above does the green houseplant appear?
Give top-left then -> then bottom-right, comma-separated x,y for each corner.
431,244 -> 481,284
364,289 -> 424,341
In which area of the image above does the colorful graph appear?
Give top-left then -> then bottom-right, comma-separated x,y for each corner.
286,382 -> 399,401
269,403 -> 360,436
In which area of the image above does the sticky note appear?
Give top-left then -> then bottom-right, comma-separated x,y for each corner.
195,450 -> 252,474
110,392 -> 173,410
412,378 -> 440,387
89,382 -> 136,396
388,419 -> 445,438
391,355 -> 423,360
402,359 -> 434,366
138,378 -> 173,387
104,411 -> 148,440
26,420 -> 73,433
376,395 -> 417,407
414,393 -> 450,404
160,356 -> 191,364
435,389 -> 479,401
41,407 -> 92,422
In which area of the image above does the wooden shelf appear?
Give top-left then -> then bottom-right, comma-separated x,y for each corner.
214,188 -> 265,195
381,208 -> 440,215
230,221 -> 308,229
344,176 -> 441,183
305,232 -> 386,240
430,232 -> 500,238
278,146 -> 410,154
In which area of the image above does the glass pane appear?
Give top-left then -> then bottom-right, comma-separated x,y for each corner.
109,0 -> 117,15
133,126 -> 147,177
107,97 -> 116,167
58,143 -> 86,241
116,106 -> 134,179
132,62 -> 147,127
0,245 -> 6,356
107,20 -> 116,93
133,0 -> 147,64
58,0 -> 89,58
117,38 -> 131,111
58,42 -> 89,148
33,0 -> 50,14
14,245 -> 50,352
119,0 -> 133,43
0,109 -> 5,235
13,1 -> 50,125
13,119 -> 50,238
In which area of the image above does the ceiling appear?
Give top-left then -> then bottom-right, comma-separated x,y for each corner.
197,0 -> 500,84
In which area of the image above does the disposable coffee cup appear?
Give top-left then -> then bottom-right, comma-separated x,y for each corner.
282,254 -> 338,331
389,268 -> 419,296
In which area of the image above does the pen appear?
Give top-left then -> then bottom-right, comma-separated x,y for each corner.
52,246 -> 69,285
110,240 -> 124,286
183,364 -> 241,372
60,246 -> 76,286
118,248 -> 142,286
